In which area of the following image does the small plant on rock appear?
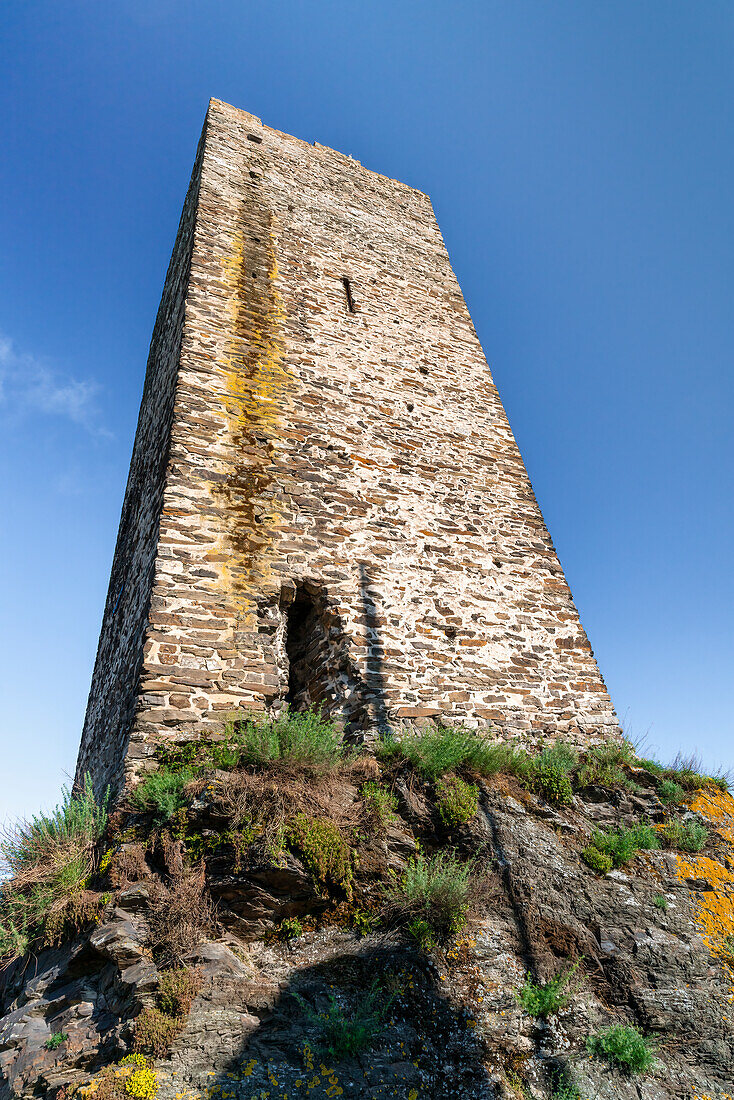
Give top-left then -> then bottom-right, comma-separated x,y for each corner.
130,766 -> 194,823
294,980 -> 391,1059
581,845 -> 613,874
587,822 -> 659,869
587,1024 -> 656,1075
277,916 -> 303,941
657,778 -> 686,805
516,962 -> 579,1018
661,819 -> 708,852
435,774 -> 478,827
384,851 -> 474,942
653,894 -> 668,911
286,813 -> 354,898
550,1066 -> 580,1100
133,967 -> 201,1058
44,1031 -> 69,1051
576,739 -> 636,789
528,743 -> 577,805
360,781 -> 398,828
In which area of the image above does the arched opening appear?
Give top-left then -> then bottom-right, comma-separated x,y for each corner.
284,583 -> 332,712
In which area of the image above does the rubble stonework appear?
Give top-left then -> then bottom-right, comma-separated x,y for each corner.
76,98 -> 618,798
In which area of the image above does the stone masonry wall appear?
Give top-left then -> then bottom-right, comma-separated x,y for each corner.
74,131 -> 206,797
78,98 -> 618,797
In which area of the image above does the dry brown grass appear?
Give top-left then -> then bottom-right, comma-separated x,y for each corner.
147,864 -> 215,966
217,756 -> 376,850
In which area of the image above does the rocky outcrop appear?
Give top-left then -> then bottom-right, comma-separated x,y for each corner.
2,763 -> 733,1099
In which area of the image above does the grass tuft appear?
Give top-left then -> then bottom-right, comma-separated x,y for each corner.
384,851 -> 474,943
130,767 -> 194,823
435,774 -> 478,826
516,962 -> 579,1017
587,1024 -> 656,1075
294,980 -> 391,1059
660,818 -> 708,852
0,774 -> 108,960
586,821 -> 659,869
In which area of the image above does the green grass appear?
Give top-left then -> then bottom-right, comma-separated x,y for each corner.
653,893 -> 668,911
660,819 -> 708,852
218,709 -> 345,772
528,743 -> 577,804
435,774 -> 478,826
378,726 -> 532,782
360,782 -> 398,828
384,851 -> 473,941
130,766 -> 194,823
155,709 -> 347,776
294,980 -> 391,1059
576,740 -> 636,789
0,774 -> 109,960
587,1024 -> 656,1075
516,962 -> 579,1018
587,822 -> 659,869
657,779 -> 686,805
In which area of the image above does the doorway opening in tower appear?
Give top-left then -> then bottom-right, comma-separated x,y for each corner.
284,582 -> 334,713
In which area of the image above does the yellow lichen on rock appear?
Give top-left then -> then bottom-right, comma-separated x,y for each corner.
675,786 -> 734,989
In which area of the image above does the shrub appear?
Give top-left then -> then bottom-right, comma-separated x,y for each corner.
657,779 -> 685,805
130,767 -> 194,822
287,814 -> 353,898
133,967 -> 200,1058
277,916 -> 303,940
435,775 -> 478,827
294,980 -> 390,1059
581,846 -> 613,874
576,740 -> 636,789
45,1031 -> 69,1051
0,774 -> 109,960
384,852 -> 473,941
661,819 -> 708,852
124,1067 -> 158,1100
587,1024 -> 656,1075
517,962 -> 579,1017
529,744 -> 577,805
653,894 -> 668,911
361,782 -> 398,829
218,708 -> 345,773
589,822 -> 659,868
156,967 -> 201,1017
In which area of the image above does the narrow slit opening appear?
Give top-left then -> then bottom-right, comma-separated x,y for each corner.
342,276 -> 356,314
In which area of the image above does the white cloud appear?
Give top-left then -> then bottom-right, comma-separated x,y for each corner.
0,333 -> 107,435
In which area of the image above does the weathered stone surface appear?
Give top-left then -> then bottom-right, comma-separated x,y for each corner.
75,99 -> 618,802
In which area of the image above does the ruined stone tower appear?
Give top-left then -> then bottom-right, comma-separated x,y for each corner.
76,99 -> 618,798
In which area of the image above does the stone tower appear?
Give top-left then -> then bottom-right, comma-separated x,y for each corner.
76,99 -> 618,798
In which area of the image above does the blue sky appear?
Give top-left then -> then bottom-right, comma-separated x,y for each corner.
1,1 -> 732,821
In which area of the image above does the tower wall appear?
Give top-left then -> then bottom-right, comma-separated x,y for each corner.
77,99 -> 618,798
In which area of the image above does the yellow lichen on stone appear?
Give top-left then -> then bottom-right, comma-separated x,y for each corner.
216,222 -> 293,618
675,787 -> 734,990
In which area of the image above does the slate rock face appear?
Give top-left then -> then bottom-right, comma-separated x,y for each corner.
2,775 -> 733,1099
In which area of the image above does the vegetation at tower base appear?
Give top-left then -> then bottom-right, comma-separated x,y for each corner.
2,713 -> 734,1100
